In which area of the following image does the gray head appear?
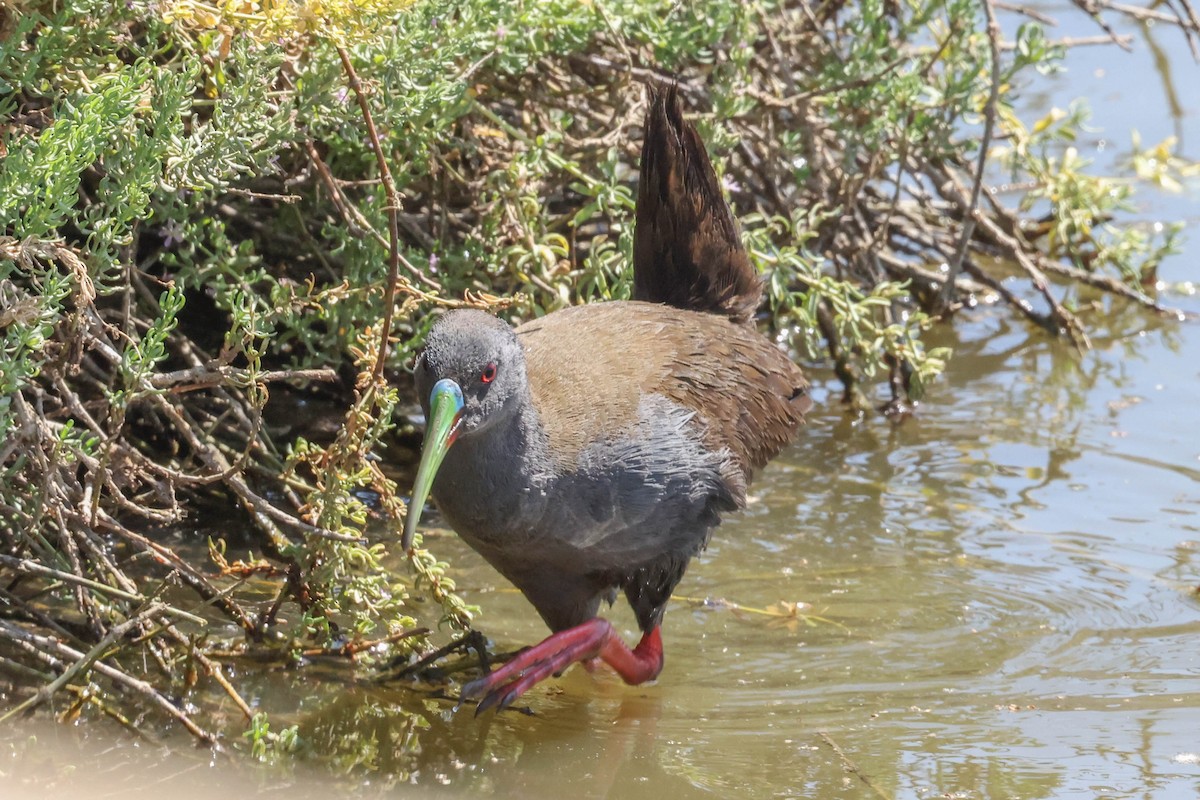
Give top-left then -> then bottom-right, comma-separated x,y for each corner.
404,310 -> 530,548
415,309 -> 528,438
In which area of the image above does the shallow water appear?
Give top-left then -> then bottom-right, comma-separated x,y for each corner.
3,9 -> 1200,800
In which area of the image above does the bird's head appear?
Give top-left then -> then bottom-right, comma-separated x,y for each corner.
402,310 -> 527,548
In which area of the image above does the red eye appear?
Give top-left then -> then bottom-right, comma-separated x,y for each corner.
480,363 -> 497,384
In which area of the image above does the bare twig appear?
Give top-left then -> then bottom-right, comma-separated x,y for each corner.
0,620 -> 218,745
336,45 -> 405,383
0,603 -> 169,722
818,731 -> 895,800
992,1 -> 1058,24
941,0 -> 1004,309
1000,33 -> 1134,48
1071,0 -> 1136,50
0,555 -> 206,625
149,364 -> 338,391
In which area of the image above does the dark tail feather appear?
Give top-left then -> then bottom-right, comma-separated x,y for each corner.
633,83 -> 762,325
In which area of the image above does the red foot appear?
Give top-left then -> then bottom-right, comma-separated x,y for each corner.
461,620 -> 664,714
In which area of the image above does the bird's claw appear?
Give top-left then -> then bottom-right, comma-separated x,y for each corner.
459,619 -> 614,714
461,653 -> 563,715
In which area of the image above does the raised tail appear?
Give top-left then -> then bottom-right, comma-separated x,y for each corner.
632,84 -> 762,325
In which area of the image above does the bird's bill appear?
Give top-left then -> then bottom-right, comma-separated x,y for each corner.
402,378 -> 464,550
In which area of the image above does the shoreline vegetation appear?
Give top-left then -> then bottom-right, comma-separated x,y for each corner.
1,0 -> 1197,753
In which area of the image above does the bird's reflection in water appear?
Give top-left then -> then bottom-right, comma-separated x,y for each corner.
296,675 -> 713,799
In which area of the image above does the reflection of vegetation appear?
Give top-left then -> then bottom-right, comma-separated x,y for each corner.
288,688 -> 505,784
1,0 -> 1197,751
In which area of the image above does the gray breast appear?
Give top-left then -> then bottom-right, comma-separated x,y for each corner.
528,394 -> 738,568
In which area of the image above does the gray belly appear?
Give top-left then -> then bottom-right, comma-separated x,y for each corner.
434,406 -> 735,570
428,393 -> 742,631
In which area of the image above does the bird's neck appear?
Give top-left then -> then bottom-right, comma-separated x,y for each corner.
432,395 -> 552,545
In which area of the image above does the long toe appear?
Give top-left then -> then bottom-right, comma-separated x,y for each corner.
461,648 -> 573,713
470,655 -> 575,715
460,619 -> 616,713
473,683 -> 516,716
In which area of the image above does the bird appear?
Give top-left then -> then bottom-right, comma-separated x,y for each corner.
402,84 -> 811,713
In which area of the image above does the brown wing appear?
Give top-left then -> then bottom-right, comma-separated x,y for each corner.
516,303 -> 810,497
633,84 -> 762,326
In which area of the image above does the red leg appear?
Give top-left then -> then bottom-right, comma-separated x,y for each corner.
462,619 -> 664,714
600,625 -> 662,684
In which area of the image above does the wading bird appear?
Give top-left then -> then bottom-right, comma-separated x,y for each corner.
403,84 -> 811,713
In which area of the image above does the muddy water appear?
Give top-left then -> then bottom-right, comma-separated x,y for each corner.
4,10 -> 1200,800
